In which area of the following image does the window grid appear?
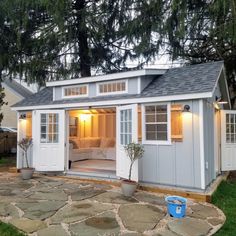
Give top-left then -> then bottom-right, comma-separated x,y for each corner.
64,85 -> 87,97
120,109 -> 132,145
40,113 -> 59,143
145,105 -> 168,141
99,80 -> 126,95
226,114 -> 236,143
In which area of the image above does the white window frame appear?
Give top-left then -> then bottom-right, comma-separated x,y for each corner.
142,103 -> 171,145
40,113 -> 59,144
62,84 -> 89,99
96,79 -> 128,96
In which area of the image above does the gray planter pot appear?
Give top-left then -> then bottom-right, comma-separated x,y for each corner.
121,180 -> 137,197
20,168 -> 35,180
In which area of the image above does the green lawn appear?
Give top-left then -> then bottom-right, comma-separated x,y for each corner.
0,222 -> 24,236
212,177 -> 236,236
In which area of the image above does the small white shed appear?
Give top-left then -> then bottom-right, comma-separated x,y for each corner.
12,61 -> 233,192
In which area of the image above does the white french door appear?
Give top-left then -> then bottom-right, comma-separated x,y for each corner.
221,110 -> 236,171
116,104 -> 138,181
33,110 -> 65,171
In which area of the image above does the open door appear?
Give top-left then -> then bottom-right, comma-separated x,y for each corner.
116,104 -> 138,181
33,110 -> 65,171
221,110 -> 236,171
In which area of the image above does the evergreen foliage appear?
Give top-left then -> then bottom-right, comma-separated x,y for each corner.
165,0 -> 236,103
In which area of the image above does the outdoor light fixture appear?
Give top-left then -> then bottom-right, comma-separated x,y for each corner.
215,96 -> 228,105
182,105 -> 190,113
19,113 -> 26,120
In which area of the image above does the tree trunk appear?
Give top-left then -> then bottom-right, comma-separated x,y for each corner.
74,0 -> 91,77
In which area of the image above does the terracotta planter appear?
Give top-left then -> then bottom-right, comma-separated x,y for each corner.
121,179 -> 137,197
20,168 -> 35,180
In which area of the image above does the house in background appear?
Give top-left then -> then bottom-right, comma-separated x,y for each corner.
12,61 -> 235,193
1,79 -> 33,128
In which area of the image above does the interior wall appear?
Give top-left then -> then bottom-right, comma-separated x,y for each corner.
69,110 -> 116,139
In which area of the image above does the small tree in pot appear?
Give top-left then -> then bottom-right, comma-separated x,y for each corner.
18,138 -> 34,180
121,142 -> 144,197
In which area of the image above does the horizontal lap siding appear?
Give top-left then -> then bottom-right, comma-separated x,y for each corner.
139,100 -> 202,189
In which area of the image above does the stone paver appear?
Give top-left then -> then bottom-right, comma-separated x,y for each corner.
207,217 -> 225,226
168,217 -> 212,236
91,191 -> 138,204
0,173 -> 225,236
189,204 -> 220,219
118,204 -> 165,232
37,225 -> 69,236
157,229 -> 179,236
69,211 -> 120,236
16,201 -> 66,220
51,200 -> 114,224
29,189 -> 68,201
70,187 -> 105,201
134,192 -> 166,206
0,203 -> 20,218
10,218 -> 47,233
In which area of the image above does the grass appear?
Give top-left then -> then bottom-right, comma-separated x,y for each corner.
0,156 -> 16,171
212,176 -> 236,236
0,222 -> 24,236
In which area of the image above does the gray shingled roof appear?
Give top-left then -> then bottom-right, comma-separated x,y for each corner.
12,61 -> 224,108
141,60 -> 223,97
3,79 -> 33,98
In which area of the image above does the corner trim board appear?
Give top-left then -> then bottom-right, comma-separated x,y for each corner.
199,99 -> 206,189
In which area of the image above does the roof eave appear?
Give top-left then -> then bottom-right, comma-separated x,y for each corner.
46,68 -> 167,87
11,91 -> 213,111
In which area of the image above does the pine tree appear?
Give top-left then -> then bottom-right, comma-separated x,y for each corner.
0,0 -> 165,85
164,0 -> 236,101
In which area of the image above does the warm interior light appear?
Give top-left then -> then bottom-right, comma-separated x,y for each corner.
80,114 -> 91,122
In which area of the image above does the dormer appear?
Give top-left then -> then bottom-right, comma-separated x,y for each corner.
46,69 -> 166,101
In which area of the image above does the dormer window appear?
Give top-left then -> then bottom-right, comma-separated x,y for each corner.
97,80 -> 127,95
63,85 -> 88,98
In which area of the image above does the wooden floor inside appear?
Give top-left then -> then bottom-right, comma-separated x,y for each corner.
70,159 -> 116,174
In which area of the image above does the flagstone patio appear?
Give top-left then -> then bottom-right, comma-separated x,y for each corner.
0,172 -> 225,236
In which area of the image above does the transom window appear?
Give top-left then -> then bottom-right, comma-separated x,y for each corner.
143,104 -> 170,143
63,85 -> 88,98
40,113 -> 59,143
98,80 -> 127,95
120,109 -> 132,145
226,113 -> 236,143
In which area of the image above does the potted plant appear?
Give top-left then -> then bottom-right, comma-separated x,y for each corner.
18,138 -> 34,180
121,142 -> 144,197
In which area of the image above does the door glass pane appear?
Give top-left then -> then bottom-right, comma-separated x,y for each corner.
40,113 -> 59,144
41,114 -> 46,124
120,108 -> 132,145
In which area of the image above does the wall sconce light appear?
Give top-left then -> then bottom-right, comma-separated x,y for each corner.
182,105 -> 190,113
19,114 -> 26,120
215,96 -> 228,105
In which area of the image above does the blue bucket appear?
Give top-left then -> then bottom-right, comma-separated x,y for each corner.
165,196 -> 187,218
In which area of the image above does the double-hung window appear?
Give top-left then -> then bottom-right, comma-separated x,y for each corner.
143,104 -> 171,144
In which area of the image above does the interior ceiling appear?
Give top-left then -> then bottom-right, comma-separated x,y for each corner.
69,108 -> 116,116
